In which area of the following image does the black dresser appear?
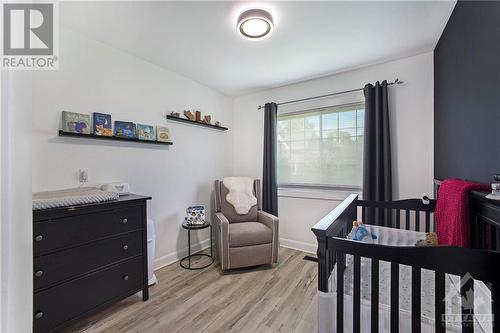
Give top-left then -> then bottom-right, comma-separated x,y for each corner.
470,190 -> 500,251
33,194 -> 151,333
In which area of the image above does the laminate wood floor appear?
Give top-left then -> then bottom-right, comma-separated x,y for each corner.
63,247 -> 318,333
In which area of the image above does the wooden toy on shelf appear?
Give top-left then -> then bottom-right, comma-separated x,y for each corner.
184,110 -> 195,121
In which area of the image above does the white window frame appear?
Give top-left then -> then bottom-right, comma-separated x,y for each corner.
277,101 -> 365,192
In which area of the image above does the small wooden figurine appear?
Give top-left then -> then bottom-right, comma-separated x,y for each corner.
195,111 -> 202,122
184,110 -> 195,121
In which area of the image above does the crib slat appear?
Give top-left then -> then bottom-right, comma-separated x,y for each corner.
405,210 -> 410,230
488,224 -> 497,250
396,209 -> 401,229
388,208 -> 393,228
336,252 -> 344,333
415,211 -> 420,232
328,250 -> 334,285
390,262 -> 399,333
493,283 -> 500,333
371,259 -> 379,333
490,225 -> 497,251
490,224 -> 496,250
489,224 -> 493,250
461,275 -> 473,333
479,219 -> 484,248
496,227 -> 500,251
484,223 -> 490,250
411,267 -> 421,333
481,222 -> 487,249
435,271 -> 445,333
425,211 -> 430,233
353,255 -> 361,333
474,217 -> 480,248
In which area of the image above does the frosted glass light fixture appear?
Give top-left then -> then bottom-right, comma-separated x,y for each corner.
237,9 -> 274,40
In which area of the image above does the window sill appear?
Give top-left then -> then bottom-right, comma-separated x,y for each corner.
278,187 -> 361,201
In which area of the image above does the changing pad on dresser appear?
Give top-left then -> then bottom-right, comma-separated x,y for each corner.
33,187 -> 119,210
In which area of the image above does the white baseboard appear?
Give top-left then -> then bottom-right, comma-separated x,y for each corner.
280,238 -> 316,254
154,238 -> 212,271
154,237 -> 315,270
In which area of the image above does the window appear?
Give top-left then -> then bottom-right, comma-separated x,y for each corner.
277,102 -> 365,189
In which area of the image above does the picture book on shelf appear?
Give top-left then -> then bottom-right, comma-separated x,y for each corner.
156,126 -> 170,142
93,112 -> 112,136
114,121 -> 136,138
137,124 -> 156,141
61,111 -> 91,134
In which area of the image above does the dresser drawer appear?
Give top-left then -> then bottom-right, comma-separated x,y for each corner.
34,231 -> 143,291
33,256 -> 143,333
34,206 -> 143,255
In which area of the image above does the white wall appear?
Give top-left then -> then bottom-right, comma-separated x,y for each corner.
0,71 -> 33,333
30,29 -> 434,263
233,52 -> 434,251
32,28 -> 234,268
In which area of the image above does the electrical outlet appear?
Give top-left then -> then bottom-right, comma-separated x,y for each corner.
79,169 -> 88,184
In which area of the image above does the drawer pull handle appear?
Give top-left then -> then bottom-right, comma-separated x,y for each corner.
35,270 -> 44,278
123,275 -> 129,281
122,245 -> 129,251
35,235 -> 43,242
122,218 -> 128,224
34,311 -> 43,320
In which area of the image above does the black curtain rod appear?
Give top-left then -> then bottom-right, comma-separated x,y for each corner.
257,78 -> 404,110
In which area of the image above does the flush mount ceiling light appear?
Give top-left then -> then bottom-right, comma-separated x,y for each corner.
237,9 -> 274,40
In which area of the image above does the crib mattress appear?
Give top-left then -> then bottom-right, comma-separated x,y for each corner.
342,225 -> 435,317
325,225 -> 492,333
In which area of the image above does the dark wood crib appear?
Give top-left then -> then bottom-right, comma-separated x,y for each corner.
312,192 -> 500,333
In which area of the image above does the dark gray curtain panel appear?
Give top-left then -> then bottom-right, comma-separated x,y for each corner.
363,81 -> 392,223
262,102 -> 278,216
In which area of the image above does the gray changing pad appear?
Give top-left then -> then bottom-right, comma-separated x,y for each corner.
33,187 -> 119,210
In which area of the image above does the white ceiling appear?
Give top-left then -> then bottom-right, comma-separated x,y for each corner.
61,1 -> 456,97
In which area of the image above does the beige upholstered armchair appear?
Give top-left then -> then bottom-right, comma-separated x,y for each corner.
214,179 -> 279,270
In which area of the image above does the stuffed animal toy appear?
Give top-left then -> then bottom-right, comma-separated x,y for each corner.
415,232 -> 438,246
351,221 -> 377,243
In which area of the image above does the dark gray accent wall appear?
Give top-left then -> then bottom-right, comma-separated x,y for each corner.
434,1 -> 500,184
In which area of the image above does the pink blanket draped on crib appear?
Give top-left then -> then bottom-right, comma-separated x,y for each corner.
435,179 -> 489,247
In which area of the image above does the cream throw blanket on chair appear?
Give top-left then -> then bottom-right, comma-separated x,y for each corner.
222,177 -> 257,215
